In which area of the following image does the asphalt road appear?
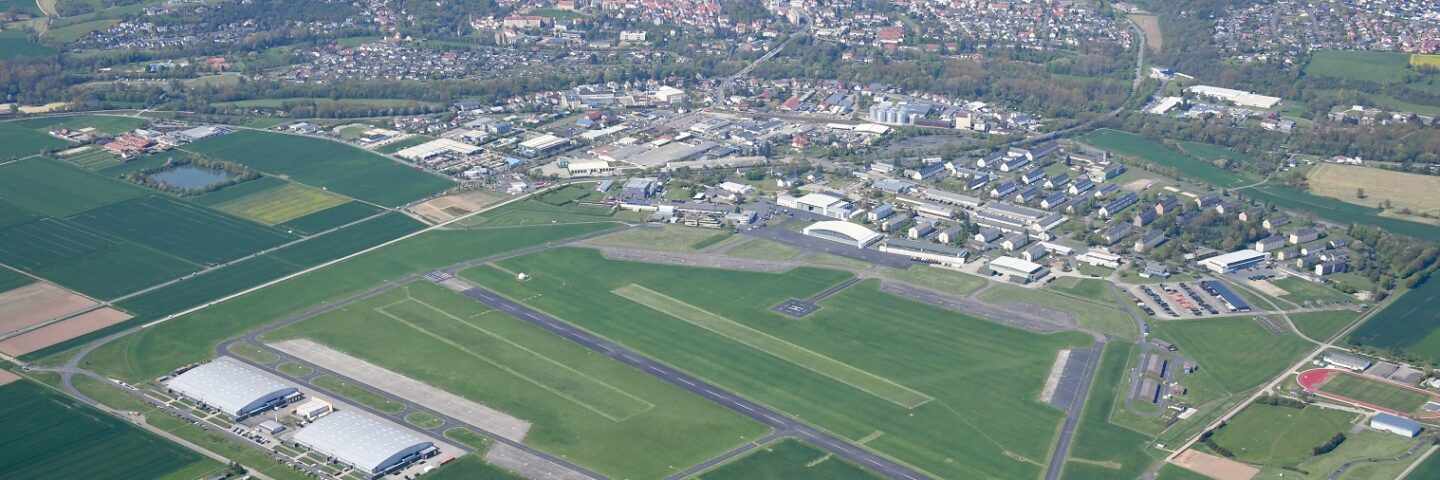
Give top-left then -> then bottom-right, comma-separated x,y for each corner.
1042,339 -> 1106,480
456,282 -> 932,480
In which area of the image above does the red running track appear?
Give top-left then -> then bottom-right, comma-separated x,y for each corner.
1296,368 -> 1440,419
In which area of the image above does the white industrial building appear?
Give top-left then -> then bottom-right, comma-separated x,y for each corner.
802,221 -> 882,248
1371,413 -> 1422,437
166,357 -> 301,419
989,256 -> 1048,283
778,193 -> 853,219
395,138 -> 481,161
1324,351 -> 1373,371
1186,85 -> 1281,109
1200,249 -> 1267,273
879,239 -> 969,267
291,410 -> 438,478
517,134 -> 570,157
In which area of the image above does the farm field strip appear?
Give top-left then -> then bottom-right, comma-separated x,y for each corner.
70,195 -> 294,265
376,296 -> 656,421
278,201 -> 383,234
1351,280 -> 1440,361
214,182 -> 350,225
0,218 -> 125,269
0,158 -> 145,217
613,283 -> 934,409
0,123 -> 70,158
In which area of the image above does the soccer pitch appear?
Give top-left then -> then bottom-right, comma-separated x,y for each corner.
265,282 -> 762,479
1320,373 -> 1432,414
613,283 -> 933,408
463,247 -> 1091,479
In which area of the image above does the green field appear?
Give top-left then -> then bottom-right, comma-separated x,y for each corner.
1272,277 -> 1353,304
1079,129 -> 1254,188
1318,373 -> 1431,413
78,222 -> 613,378
375,135 -> 433,154
614,283 -> 933,408
589,225 -> 734,253
214,98 -> 442,109
1253,428 -> 1427,479
1350,279 -> 1440,362
1209,404 -> 1354,466
17,115 -> 147,135
0,30 -> 58,60
697,439 -> 882,480
0,266 -> 34,293
1288,310 -> 1360,342
1305,51 -> 1416,84
268,212 -> 424,265
1149,316 -> 1314,392
1050,277 -> 1112,299
457,197 -> 623,228
0,198 -> 38,229
1177,141 -> 1256,166
463,248 -> 1093,479
31,242 -> 199,300
426,455 -> 526,480
0,217 -> 126,270
1239,183 -> 1440,240
1062,343 -> 1156,480
1155,464 -> 1211,480
116,255 -> 302,318
185,130 -> 452,206
0,380 -> 213,480
266,282 -> 763,479
188,175 -> 287,206
214,182 -> 350,225
277,201 -> 383,234
0,159 -> 145,217
311,376 -> 405,414
70,195 -> 294,265
1406,450 -> 1440,480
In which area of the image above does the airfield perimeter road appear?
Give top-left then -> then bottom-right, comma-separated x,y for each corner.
455,280 -> 933,480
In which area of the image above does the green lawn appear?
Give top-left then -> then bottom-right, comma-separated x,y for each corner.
311,376 -> 405,414
1305,50 -> 1415,84
1318,373 -> 1431,414
696,439 -> 882,480
726,238 -> 800,261
1050,277 -> 1111,299
1288,310 -> 1360,342
1177,141 -> 1257,166
1405,450 -> 1440,480
1254,429 -> 1425,479
882,265 -> 987,295
457,197 -> 623,228
1155,464 -> 1211,480
185,130 -> 452,207
77,222 -> 613,380
1272,277 -> 1354,304
264,282 -> 764,479
1209,404 -> 1354,466
16,115 -> 146,135
1148,316 -> 1314,392
1063,343 -> 1157,480
277,362 -> 312,377
405,411 -> 444,429
463,248 -> 1093,479
0,380 -> 214,480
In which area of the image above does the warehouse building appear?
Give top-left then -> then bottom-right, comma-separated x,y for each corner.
291,410 -> 438,478
517,134 -> 570,157
778,193 -> 853,219
879,239 -> 969,267
166,357 -> 301,419
1200,249 -> 1267,273
1371,413 -> 1423,437
803,221 -> 882,248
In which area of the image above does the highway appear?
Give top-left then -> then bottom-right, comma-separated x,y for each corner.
455,281 -> 933,480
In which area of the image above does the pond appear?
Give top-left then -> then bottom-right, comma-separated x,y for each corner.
151,165 -> 234,190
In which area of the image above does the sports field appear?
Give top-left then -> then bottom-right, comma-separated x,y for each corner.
1078,129 -> 1254,188
1209,404 -> 1354,466
1350,279 -> 1440,362
78,222 -> 613,377
463,247 -> 1093,479
185,130 -> 452,206
265,282 -> 762,479
697,439 -> 882,480
1318,373 -> 1431,414
0,159 -> 145,217
1148,316 -> 1314,392
70,195 -> 294,265
0,123 -> 69,158
214,183 -> 350,225
1307,163 -> 1440,214
614,283 -> 933,408
0,380 -> 215,480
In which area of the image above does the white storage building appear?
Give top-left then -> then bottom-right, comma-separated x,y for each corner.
1371,413 -> 1422,437
291,410 -> 437,478
166,357 -> 300,419
1200,249 -> 1267,273
803,221 -> 882,249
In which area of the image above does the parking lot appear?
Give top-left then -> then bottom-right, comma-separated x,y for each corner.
1128,281 -> 1237,319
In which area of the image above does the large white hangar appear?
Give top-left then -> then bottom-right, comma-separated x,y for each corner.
803,221 -> 883,248
166,357 -> 301,419
292,410 -> 437,478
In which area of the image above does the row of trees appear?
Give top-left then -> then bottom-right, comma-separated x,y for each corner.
120,155 -> 260,196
